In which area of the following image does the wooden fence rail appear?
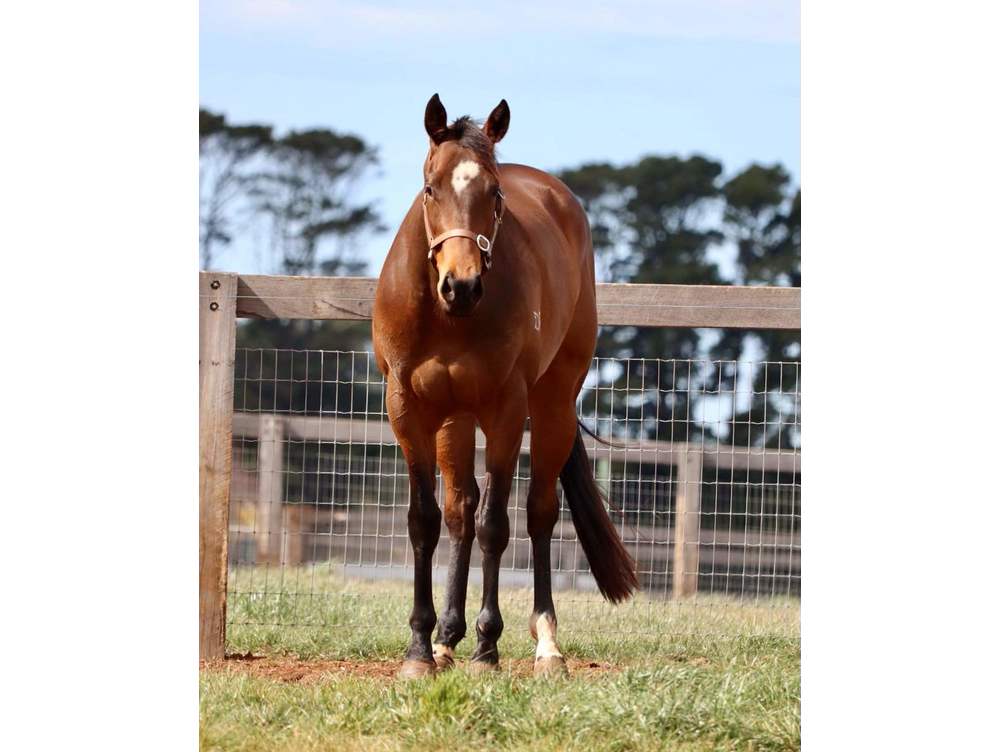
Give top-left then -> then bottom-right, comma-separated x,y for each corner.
199,272 -> 801,659
234,274 -> 801,329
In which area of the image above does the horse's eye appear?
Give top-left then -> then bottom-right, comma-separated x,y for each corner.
424,185 -> 433,197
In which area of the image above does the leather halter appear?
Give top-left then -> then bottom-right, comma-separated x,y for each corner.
423,187 -> 505,270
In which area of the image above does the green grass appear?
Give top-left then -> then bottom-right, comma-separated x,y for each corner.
202,568 -> 799,751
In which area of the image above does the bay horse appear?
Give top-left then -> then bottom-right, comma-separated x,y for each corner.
373,94 -> 638,678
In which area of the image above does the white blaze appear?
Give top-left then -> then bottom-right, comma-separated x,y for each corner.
451,160 -> 480,195
534,614 -> 563,660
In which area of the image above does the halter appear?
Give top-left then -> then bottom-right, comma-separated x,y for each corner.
423,187 -> 505,270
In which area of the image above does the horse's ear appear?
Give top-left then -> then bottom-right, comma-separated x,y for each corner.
483,99 -> 510,144
425,93 -> 449,145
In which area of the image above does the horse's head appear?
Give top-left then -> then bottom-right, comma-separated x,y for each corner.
421,93 -> 509,317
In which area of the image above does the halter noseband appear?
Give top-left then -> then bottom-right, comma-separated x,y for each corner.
423,187 -> 505,270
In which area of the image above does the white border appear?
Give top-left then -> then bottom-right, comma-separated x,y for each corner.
3,1 -> 197,749
4,1 -> 1000,748
804,1 -> 999,748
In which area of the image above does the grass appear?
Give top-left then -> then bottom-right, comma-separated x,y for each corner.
201,567 -> 800,751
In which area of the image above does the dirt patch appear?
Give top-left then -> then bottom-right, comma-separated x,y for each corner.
667,653 -> 711,667
201,654 -> 399,682
508,658 -> 618,678
201,654 -> 619,683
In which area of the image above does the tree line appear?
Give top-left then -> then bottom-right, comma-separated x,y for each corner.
202,108 -> 800,447
199,109 -> 382,277
558,158 -> 800,449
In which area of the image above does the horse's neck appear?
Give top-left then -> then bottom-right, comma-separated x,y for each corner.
379,212 -> 437,320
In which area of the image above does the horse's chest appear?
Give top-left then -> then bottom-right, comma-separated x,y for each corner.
408,353 -> 507,413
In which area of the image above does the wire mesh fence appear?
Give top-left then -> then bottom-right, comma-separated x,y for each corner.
226,348 -> 800,644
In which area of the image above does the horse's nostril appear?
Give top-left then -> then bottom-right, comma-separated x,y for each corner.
440,273 -> 482,312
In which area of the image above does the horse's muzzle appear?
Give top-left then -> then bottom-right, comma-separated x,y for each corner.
439,271 -> 483,316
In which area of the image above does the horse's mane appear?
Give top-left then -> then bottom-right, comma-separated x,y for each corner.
440,116 -> 500,176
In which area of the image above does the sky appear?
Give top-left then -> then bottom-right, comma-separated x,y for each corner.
200,0 -> 800,275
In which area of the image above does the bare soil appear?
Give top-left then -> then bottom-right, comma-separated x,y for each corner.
201,653 -> 620,683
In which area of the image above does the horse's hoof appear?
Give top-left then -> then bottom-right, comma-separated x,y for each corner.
467,658 -> 500,675
534,655 -> 569,678
398,659 -> 437,679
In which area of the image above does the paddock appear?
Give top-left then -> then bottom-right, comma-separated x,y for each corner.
200,272 -> 800,664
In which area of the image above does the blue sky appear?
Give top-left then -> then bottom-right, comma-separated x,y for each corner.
200,0 -> 799,275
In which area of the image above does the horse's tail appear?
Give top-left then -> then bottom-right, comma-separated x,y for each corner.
559,423 -> 639,603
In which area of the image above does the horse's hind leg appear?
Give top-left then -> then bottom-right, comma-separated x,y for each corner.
469,379 -> 529,671
432,414 -> 479,670
526,371 -> 582,676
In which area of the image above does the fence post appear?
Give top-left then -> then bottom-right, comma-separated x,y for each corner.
199,272 -> 238,660
282,505 -> 303,566
673,445 -> 704,598
256,414 -> 285,565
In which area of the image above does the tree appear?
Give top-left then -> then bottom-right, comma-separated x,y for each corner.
246,129 -> 383,277
718,166 -> 801,448
237,127 -> 385,359
559,156 -> 726,442
199,108 -> 386,363
559,156 -> 800,448
722,164 -> 799,287
199,109 -> 272,270
199,109 -> 383,278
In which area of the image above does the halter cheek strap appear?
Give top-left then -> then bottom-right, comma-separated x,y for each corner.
423,188 -> 505,270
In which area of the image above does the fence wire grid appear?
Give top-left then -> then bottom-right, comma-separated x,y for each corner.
226,348 -> 800,640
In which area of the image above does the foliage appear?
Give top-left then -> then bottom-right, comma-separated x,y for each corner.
236,320 -> 371,356
199,107 -> 385,352
723,167 -> 800,288
559,157 -> 800,447
718,169 -> 801,448
246,128 -> 383,277
199,109 -> 273,270
199,108 -> 383,278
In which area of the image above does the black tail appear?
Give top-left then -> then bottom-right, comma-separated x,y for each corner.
559,425 -> 639,603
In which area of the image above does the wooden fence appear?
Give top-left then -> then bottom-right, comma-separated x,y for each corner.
200,272 -> 800,659
229,411 -> 799,594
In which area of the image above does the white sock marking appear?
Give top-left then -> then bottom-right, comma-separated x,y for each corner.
534,614 -> 563,660
433,644 -> 454,660
451,160 -> 480,195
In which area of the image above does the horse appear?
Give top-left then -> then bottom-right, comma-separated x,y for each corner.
373,94 -> 638,678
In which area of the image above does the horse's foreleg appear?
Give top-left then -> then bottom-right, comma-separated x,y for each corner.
387,384 -> 441,679
526,388 -> 580,676
432,414 -> 479,670
469,384 -> 528,671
